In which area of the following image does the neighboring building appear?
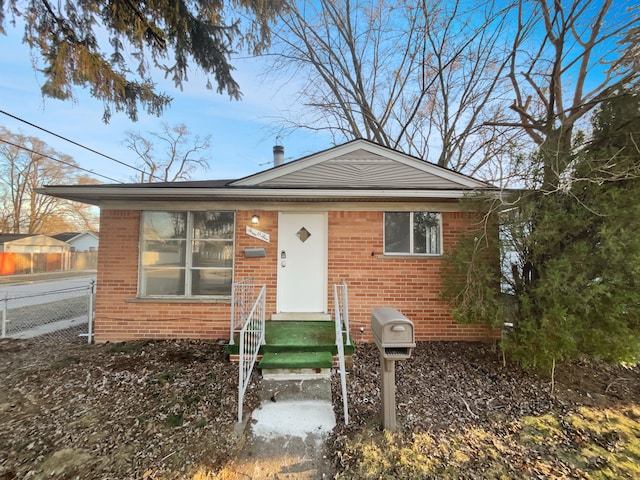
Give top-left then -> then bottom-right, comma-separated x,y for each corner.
0,233 -> 70,254
53,231 -> 99,252
39,139 -> 499,343
0,234 -> 70,274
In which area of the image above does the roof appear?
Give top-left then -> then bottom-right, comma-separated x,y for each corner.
231,139 -> 492,189
52,232 -> 79,242
0,234 -> 35,244
37,139 -> 498,205
0,234 -> 69,247
52,231 -> 99,243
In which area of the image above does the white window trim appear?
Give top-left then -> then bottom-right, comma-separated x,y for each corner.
383,211 -> 443,256
138,210 -> 235,298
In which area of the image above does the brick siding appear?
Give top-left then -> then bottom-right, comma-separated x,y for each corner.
327,210 -> 498,342
94,208 -> 498,342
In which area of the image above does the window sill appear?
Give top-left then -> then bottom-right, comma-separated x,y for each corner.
127,296 -> 231,304
378,254 -> 446,259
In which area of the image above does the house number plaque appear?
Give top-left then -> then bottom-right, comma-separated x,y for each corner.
246,226 -> 270,243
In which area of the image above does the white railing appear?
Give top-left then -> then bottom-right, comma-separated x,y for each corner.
229,277 -> 255,345
237,284 -> 266,423
334,279 -> 351,425
334,279 -> 351,346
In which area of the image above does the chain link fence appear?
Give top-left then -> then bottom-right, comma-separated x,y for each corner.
1,281 -> 95,344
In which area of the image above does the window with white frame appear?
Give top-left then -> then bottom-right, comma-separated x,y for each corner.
384,211 -> 442,255
140,211 -> 235,296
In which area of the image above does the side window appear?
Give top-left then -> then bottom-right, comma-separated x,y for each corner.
384,212 -> 441,255
140,211 -> 235,296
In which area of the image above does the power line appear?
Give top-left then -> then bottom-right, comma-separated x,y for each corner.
0,108 -> 164,181
0,138 -> 122,183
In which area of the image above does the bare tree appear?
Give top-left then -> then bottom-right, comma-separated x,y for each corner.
268,0 -> 517,177
124,123 -> 211,182
0,128 -> 99,233
494,0 -> 639,190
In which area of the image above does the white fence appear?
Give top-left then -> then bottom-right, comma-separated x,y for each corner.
1,281 -> 95,343
0,251 -> 97,275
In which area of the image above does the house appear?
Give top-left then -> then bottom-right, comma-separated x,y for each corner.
53,231 -> 99,252
0,234 -> 70,274
38,139 -> 499,343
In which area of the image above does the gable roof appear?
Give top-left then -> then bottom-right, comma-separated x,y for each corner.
231,139 -> 490,189
0,234 -> 35,244
52,231 -> 99,243
37,139 -> 496,205
0,234 -> 69,247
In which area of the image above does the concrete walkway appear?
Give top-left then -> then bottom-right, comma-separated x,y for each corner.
220,376 -> 336,479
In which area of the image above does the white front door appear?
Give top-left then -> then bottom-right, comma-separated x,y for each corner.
277,212 -> 327,313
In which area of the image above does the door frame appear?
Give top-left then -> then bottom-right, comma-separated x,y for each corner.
276,211 -> 328,313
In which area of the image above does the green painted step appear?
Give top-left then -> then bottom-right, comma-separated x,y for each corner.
226,321 -> 355,356
259,351 -> 334,370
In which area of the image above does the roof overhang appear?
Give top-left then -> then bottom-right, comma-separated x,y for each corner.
36,185 -> 501,206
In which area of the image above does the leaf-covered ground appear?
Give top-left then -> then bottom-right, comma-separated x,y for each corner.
330,342 -> 640,479
0,337 -> 261,479
1,337 -> 638,479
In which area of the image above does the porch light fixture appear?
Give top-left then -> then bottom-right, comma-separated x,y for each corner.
251,215 -> 260,225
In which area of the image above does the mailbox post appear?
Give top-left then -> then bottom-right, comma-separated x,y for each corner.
370,307 -> 415,431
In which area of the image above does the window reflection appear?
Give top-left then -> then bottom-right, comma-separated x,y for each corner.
385,211 -> 441,255
140,211 -> 234,296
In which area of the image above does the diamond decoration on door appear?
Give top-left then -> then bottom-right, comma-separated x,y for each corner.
296,227 -> 311,243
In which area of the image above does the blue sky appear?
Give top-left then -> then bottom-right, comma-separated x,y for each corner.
0,25 -> 334,184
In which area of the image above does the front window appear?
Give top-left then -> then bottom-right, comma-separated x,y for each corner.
140,211 -> 235,296
384,212 -> 441,255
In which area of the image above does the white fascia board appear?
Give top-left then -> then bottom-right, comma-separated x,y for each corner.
40,185 -> 498,202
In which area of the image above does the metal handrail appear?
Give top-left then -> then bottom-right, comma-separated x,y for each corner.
237,284 -> 266,423
334,279 -> 350,425
229,277 -> 255,345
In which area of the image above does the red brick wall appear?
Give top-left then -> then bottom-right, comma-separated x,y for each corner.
94,208 -> 497,342
95,210 -> 233,341
327,210 -> 497,342
234,211 -> 278,314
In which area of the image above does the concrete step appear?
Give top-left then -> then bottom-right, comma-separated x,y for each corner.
259,378 -> 333,402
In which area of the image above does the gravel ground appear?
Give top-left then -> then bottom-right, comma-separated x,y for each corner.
1,336 -> 638,479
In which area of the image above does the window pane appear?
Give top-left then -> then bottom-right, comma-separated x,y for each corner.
385,212 -> 410,253
192,269 -> 233,296
413,218 -> 427,254
139,210 -> 235,297
193,212 -> 234,239
143,268 -> 185,295
142,212 -> 187,239
192,241 -> 233,268
141,240 -> 186,266
414,212 -> 441,254
427,223 -> 441,254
